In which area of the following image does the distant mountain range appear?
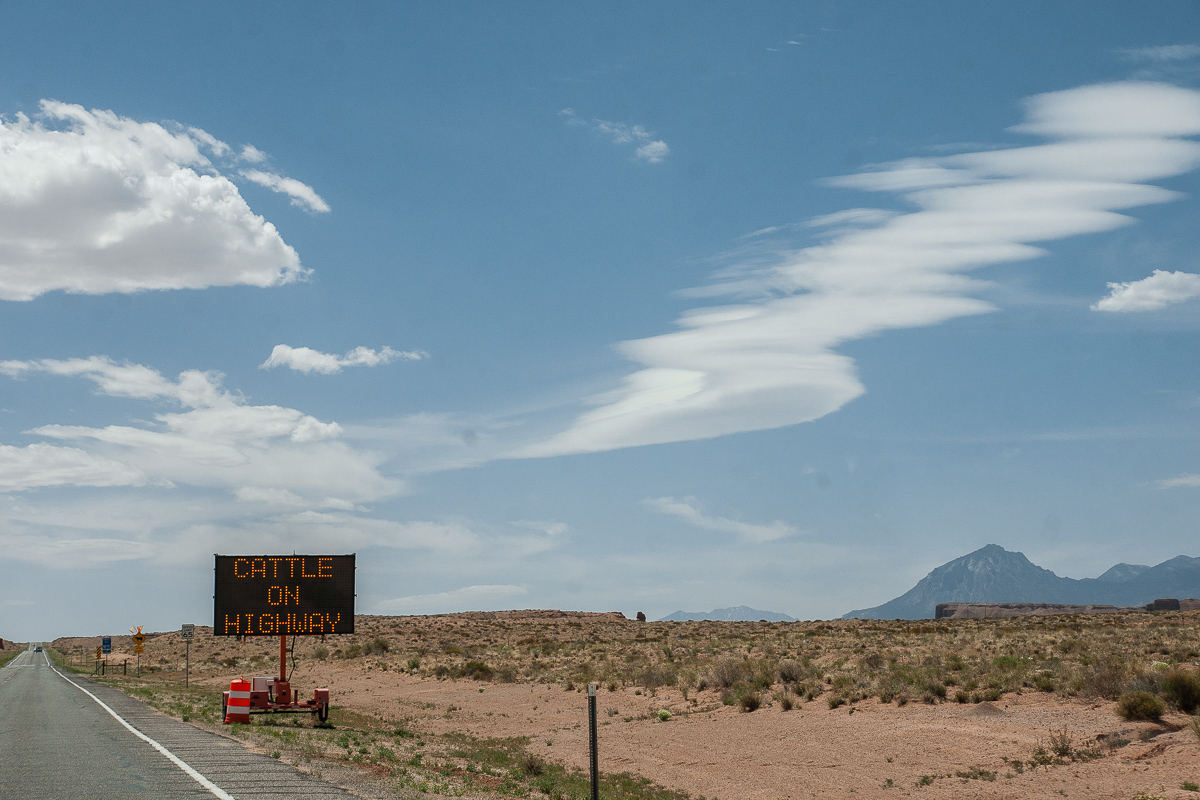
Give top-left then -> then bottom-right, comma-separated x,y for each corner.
843,544 -> 1200,620
660,605 -> 797,622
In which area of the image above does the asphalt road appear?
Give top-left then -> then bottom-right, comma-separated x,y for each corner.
0,644 -> 352,799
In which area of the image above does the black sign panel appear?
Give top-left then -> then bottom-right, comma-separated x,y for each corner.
214,554 -> 355,636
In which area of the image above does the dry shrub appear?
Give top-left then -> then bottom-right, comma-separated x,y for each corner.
1162,670 -> 1200,714
739,691 -> 761,712
777,659 -> 804,683
860,652 -> 885,670
710,658 -> 747,688
521,752 -> 546,776
364,636 -> 390,656
1116,691 -> 1164,721
1081,659 -> 1128,700
462,660 -> 493,680
637,663 -> 677,689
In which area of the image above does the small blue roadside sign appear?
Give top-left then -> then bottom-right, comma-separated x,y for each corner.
101,637 -> 111,655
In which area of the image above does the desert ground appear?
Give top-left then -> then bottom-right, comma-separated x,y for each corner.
51,610 -> 1200,799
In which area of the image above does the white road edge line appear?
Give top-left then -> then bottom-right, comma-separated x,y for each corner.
50,658 -> 237,800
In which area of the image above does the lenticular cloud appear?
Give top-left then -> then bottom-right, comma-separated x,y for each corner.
0,101 -> 319,300
520,82 -> 1200,457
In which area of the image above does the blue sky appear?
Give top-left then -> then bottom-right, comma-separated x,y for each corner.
2,2 -> 1200,640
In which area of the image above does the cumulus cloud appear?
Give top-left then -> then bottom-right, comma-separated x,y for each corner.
1092,269 -> 1200,311
0,101 -> 323,300
559,108 -> 670,164
260,344 -> 426,374
643,496 -> 796,543
0,355 -> 226,406
516,82 -> 1200,457
378,584 -> 528,614
0,442 -> 145,491
0,356 -> 398,506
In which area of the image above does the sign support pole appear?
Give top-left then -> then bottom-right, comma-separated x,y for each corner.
278,634 -> 288,703
185,640 -> 190,688
588,683 -> 599,800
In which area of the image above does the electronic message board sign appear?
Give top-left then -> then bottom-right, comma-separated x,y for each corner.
214,554 -> 354,636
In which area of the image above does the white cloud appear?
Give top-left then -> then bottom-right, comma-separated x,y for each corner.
560,108 -> 670,164
1011,81 -> 1200,139
1092,269 -> 1200,312
1,356 -> 398,506
240,144 -> 268,163
643,496 -> 796,543
806,208 -> 898,228
517,82 -> 1200,457
511,519 -> 570,536
378,584 -> 528,614
1118,44 -> 1200,63
0,488 -> 481,569
1156,474 -> 1200,489
260,344 -> 426,375
234,486 -> 307,506
0,442 -> 144,491
0,100 -> 315,300
241,169 -> 330,213
0,530 -> 158,568
635,140 -> 670,164
0,356 -> 226,406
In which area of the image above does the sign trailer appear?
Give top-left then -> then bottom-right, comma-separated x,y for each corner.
214,554 -> 355,723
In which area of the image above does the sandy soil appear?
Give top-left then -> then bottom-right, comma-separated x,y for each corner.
255,665 -> 1197,800
53,614 -> 1200,800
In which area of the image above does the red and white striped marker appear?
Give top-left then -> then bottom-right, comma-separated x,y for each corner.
224,679 -> 251,724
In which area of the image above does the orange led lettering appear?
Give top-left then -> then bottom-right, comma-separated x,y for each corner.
267,586 -> 301,606
250,559 -> 267,578
318,557 -> 333,577
286,557 -> 301,578
301,558 -> 317,578
234,558 -> 251,578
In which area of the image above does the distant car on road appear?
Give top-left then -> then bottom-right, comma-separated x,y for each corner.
33,646 -> 42,652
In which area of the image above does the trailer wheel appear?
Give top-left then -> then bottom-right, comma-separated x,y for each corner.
317,704 -> 329,723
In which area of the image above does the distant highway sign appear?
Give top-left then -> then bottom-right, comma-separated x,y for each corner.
101,637 -> 111,655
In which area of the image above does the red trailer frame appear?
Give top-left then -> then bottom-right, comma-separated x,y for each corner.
222,635 -> 330,722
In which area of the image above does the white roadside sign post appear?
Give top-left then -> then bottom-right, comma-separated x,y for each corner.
180,624 -> 195,687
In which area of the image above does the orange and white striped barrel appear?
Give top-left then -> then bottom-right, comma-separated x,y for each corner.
225,678 -> 251,723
